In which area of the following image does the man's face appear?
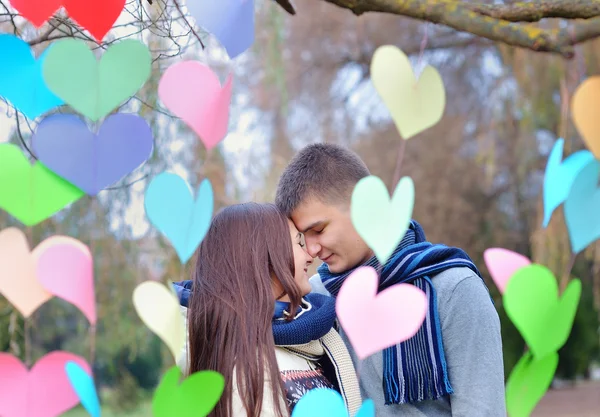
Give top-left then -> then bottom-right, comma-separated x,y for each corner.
291,197 -> 372,273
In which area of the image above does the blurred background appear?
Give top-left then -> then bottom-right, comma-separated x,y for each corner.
1,0 -> 599,415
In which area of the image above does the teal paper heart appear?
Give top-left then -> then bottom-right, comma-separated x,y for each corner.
42,38 -> 151,121
144,173 -> 213,264
351,175 -> 414,264
292,388 -> 374,417
0,34 -> 63,119
564,158 -> 600,253
542,138 -> 594,227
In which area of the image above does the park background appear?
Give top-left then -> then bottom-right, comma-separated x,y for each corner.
1,0 -> 599,415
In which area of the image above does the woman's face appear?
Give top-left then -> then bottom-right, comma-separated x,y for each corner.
288,219 -> 313,296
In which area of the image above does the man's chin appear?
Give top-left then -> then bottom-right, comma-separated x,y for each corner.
326,262 -> 343,274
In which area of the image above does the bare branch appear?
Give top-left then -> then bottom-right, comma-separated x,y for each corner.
468,0 -> 600,22
172,0 -> 205,49
315,0 -> 600,57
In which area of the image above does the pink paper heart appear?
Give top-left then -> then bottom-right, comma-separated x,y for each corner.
33,236 -> 96,324
158,61 -> 233,150
0,351 -> 91,417
336,266 -> 428,359
483,248 -> 531,294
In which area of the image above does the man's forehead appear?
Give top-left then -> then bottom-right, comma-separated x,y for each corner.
296,219 -> 326,234
291,205 -> 325,233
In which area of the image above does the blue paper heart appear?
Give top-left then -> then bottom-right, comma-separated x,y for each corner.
186,0 -> 254,59
65,361 -> 101,417
31,113 -> 154,195
0,34 -> 63,119
543,138 -> 595,227
144,173 -> 213,263
564,158 -> 600,254
292,388 -> 375,417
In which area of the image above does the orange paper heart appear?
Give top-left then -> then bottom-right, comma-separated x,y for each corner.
572,76 -> 600,159
0,228 -> 52,317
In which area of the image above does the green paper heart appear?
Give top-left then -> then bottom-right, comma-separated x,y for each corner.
152,366 -> 225,417
504,264 -> 581,359
506,351 -> 558,417
351,175 -> 415,264
0,144 -> 84,226
42,38 -> 151,121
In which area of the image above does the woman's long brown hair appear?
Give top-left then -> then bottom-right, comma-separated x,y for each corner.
188,203 -> 303,417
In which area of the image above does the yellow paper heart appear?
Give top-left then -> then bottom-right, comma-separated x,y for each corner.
133,281 -> 185,362
371,45 -> 446,140
572,76 -> 600,159
0,228 -> 52,317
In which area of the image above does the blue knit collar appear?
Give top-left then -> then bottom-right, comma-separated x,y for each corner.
272,293 -> 336,346
273,299 -> 310,320
171,281 -> 336,346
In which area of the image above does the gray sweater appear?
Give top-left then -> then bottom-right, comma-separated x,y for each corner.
310,267 -> 506,417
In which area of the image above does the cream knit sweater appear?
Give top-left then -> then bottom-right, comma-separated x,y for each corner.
177,306 -> 362,416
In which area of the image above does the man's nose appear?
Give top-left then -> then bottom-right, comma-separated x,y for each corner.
306,237 -> 320,258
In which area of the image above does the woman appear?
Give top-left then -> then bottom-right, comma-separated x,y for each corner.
174,203 -> 362,417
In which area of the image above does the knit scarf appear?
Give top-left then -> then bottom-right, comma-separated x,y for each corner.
171,283 -> 362,412
273,294 -> 363,415
318,220 -> 486,405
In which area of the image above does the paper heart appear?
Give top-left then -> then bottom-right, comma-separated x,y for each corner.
505,351 -> 558,417
0,228 -> 52,317
564,158 -> 600,254
336,266 -> 428,359
0,144 -> 84,226
62,0 -> 126,41
42,38 -> 151,121
572,76 -> 600,160
8,0 -> 62,27
33,235 -> 96,324
0,351 -> 91,417
504,265 -> 581,359
371,45 -> 445,139
351,175 -> 414,264
9,0 -> 125,40
483,248 -> 531,294
133,281 -> 186,362
32,113 -> 153,195
292,388 -> 375,417
186,0 -> 254,59
0,34 -> 63,119
144,173 -> 214,264
152,366 -> 225,417
158,61 -> 233,150
65,361 -> 101,417
542,138 -> 594,227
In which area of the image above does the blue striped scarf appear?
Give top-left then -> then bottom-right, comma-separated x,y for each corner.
318,220 -> 485,405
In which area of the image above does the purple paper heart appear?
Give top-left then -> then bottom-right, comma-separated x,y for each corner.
31,114 -> 153,195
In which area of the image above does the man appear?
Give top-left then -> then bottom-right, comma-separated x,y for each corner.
274,143 -> 505,416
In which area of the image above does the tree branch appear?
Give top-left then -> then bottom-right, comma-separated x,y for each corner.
468,0 -> 600,22
318,0 -> 600,57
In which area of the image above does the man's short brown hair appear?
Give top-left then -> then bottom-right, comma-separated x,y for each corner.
275,143 -> 370,217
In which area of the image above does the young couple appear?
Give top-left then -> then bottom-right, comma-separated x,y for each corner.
174,144 -> 506,417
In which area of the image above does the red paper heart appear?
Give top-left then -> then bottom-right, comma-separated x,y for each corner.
0,351 -> 91,417
63,0 -> 126,41
10,0 -> 125,41
9,0 -> 62,27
